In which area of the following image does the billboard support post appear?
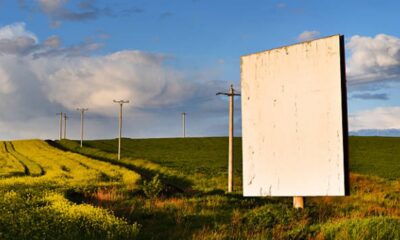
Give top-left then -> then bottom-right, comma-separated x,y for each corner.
293,196 -> 304,209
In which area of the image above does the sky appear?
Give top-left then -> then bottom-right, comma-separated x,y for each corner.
0,0 -> 400,140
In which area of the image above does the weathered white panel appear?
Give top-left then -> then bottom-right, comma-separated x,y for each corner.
241,35 -> 347,196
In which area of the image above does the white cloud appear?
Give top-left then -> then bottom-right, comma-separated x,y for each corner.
31,50 -> 199,114
0,22 -> 39,55
349,107 -> 400,131
0,22 -> 38,42
0,22 -> 229,140
346,34 -> 400,85
297,30 -> 320,42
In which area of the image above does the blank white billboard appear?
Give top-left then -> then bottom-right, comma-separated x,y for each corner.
241,35 -> 349,197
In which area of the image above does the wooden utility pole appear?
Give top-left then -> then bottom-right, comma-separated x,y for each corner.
113,100 -> 129,160
76,108 -> 88,148
216,84 -> 241,192
182,112 -> 186,138
63,113 -> 68,139
56,112 -> 63,140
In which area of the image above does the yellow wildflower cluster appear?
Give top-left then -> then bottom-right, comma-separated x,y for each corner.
0,140 -> 141,239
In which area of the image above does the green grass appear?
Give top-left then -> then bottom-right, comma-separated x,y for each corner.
349,137 -> 400,179
320,217 -> 400,240
90,136 -> 400,180
83,137 -> 242,183
56,137 -> 243,192
51,136 -> 400,239
1,137 -> 399,239
62,136 -> 400,191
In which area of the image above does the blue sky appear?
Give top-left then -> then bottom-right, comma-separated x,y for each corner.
0,0 -> 400,139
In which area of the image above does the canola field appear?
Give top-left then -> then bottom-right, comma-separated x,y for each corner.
0,140 -> 140,240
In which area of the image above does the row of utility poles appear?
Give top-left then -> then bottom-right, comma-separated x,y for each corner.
57,109 -> 87,147
58,102 -> 188,158
57,100 -> 129,160
56,112 -> 69,140
56,85 -> 240,193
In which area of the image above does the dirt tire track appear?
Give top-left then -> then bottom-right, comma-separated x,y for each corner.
6,141 -> 45,176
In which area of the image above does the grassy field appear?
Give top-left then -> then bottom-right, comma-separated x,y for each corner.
0,137 -> 399,239
56,137 -> 242,192
0,140 -> 140,240
349,136 -> 400,179
49,136 -> 400,239
58,136 -> 400,189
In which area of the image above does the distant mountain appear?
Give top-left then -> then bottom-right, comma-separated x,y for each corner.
349,129 -> 400,137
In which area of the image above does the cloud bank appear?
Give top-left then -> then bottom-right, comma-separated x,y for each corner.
349,107 -> 400,131
3,22 -> 399,138
0,22 -> 231,140
346,34 -> 400,85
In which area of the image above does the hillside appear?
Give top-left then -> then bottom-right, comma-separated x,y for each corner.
0,137 -> 399,239
52,136 -> 400,239
62,136 -> 400,181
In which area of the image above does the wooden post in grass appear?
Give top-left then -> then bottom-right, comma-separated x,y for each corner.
113,100 -> 129,160
77,108 -> 88,148
56,112 -> 63,140
217,84 -> 241,192
293,196 -> 304,209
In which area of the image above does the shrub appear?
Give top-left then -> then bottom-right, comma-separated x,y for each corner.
142,174 -> 164,199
